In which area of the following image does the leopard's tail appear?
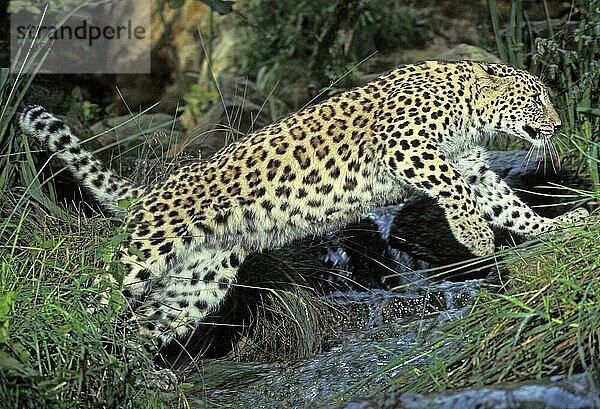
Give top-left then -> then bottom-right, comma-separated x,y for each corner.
19,105 -> 144,215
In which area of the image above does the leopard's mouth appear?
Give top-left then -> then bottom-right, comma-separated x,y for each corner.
522,125 -> 539,138
523,125 -> 553,141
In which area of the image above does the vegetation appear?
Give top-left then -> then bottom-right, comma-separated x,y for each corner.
234,0 -> 430,105
488,0 -> 600,189
1,0 -> 599,406
0,200 -> 188,408
346,216 -> 599,396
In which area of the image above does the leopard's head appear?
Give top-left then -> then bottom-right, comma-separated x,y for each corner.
472,63 -> 561,147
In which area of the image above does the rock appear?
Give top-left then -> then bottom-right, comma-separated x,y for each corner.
329,217 -> 423,289
278,150 -> 559,285
360,44 -> 501,88
189,281 -> 481,407
438,43 -> 502,63
168,75 -> 286,159
389,197 -> 472,267
343,372 -> 599,409
324,282 -> 478,332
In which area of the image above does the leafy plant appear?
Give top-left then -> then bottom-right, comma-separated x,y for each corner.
65,86 -> 101,127
532,1 -> 600,190
488,0 -> 600,190
177,80 -> 219,124
233,0 -> 425,105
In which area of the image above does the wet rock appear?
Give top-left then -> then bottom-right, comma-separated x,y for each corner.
343,372 -> 599,409
316,150 -> 555,283
300,149 -> 556,285
389,197 -> 473,267
188,281 -> 481,408
324,281 -> 479,332
487,149 -> 552,187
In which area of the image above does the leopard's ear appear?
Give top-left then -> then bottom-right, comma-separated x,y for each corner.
472,63 -> 512,94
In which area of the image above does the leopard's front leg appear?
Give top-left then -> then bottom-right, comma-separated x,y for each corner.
453,147 -> 588,237
388,149 -> 495,256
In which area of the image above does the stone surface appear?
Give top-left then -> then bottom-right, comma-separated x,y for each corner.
343,372 -> 599,409
437,43 -> 502,63
187,281 -> 481,408
167,75 -> 285,159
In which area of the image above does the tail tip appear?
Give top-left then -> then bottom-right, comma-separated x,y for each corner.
19,105 -> 48,132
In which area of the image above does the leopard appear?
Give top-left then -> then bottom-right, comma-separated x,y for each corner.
19,60 -> 588,346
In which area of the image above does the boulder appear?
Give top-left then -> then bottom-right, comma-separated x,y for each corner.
343,372 -> 599,409
437,43 -> 502,63
167,75 -> 286,159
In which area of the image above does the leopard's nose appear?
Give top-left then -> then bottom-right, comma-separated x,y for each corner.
554,120 -> 561,132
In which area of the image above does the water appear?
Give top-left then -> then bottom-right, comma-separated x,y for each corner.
187,281 -> 482,408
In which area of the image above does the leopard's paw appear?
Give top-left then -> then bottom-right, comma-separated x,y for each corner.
135,368 -> 178,391
554,208 -> 589,224
538,207 -> 590,235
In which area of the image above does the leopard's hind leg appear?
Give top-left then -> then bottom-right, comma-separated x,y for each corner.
128,245 -> 247,345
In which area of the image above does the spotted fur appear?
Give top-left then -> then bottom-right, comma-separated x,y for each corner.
20,60 -> 587,344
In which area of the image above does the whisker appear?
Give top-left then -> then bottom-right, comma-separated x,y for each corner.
525,144 -> 535,171
542,140 -> 548,176
548,140 -> 559,173
534,143 -> 543,173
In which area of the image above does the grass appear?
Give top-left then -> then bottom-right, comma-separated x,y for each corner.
488,0 -> 600,189
3,1 -> 599,406
229,247 -> 339,362
339,214 -> 599,400
0,197 -> 190,408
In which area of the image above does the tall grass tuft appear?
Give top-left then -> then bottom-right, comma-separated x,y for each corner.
488,0 -> 600,190
0,197 -> 188,407
487,0 -> 525,68
392,220 -> 599,393
533,1 -> 600,191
